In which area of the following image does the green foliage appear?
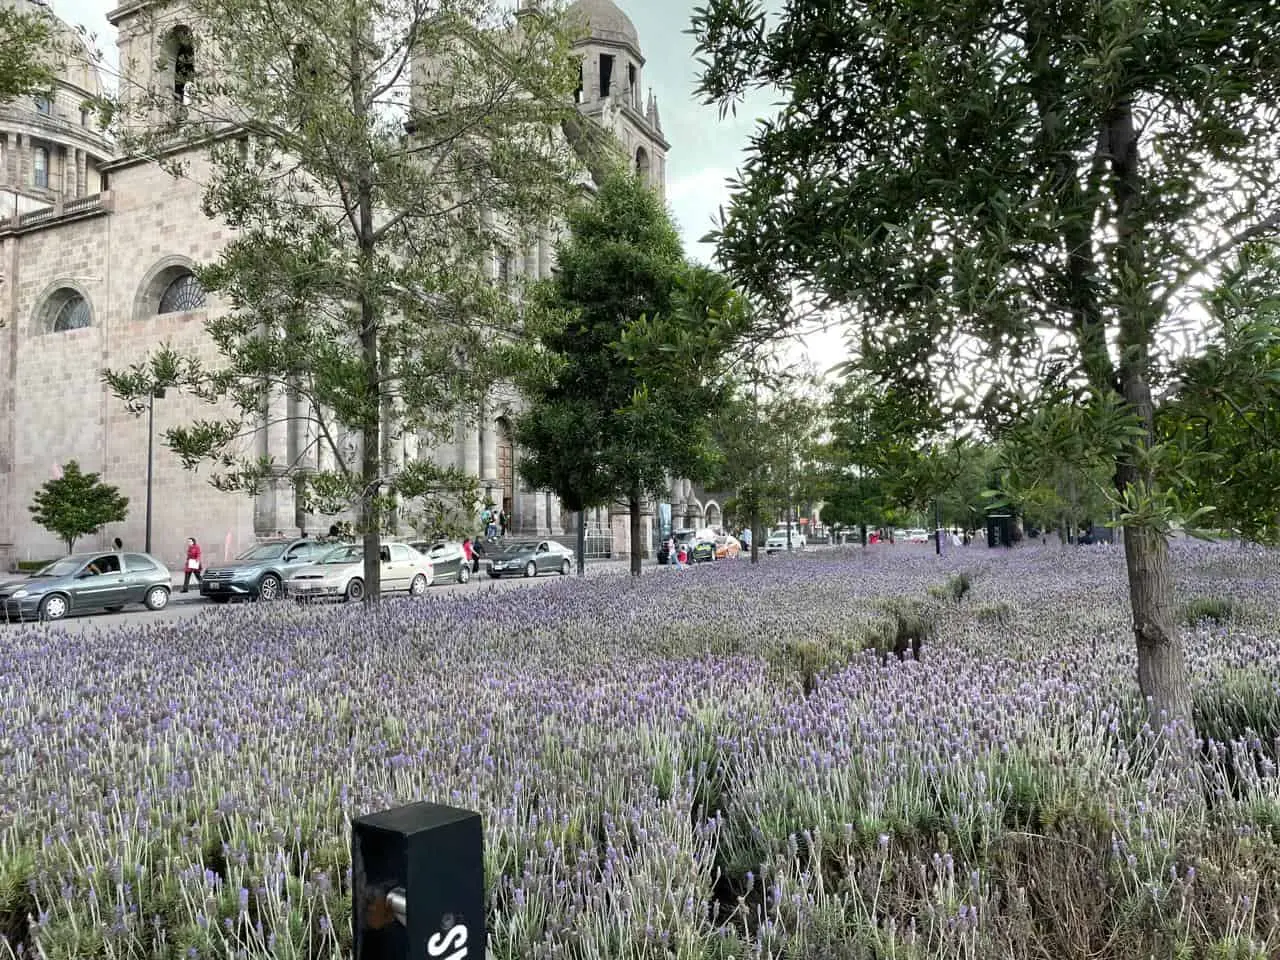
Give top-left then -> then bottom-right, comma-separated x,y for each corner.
28,461 -> 129,554
100,0 -> 585,599
709,372 -> 826,556
511,172 -> 749,573
1181,596 -> 1239,628
946,571 -> 972,603
0,7 -> 58,104
1162,245 -> 1280,544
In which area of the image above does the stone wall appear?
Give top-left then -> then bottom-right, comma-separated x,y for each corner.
0,151 -> 255,571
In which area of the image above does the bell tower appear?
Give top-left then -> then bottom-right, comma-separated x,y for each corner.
566,0 -> 669,198
106,0 -> 201,140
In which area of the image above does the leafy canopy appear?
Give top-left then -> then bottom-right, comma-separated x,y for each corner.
29,462 -> 129,554
0,7 -> 58,104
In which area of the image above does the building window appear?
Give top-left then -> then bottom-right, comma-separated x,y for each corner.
51,293 -> 92,332
599,54 -> 614,98
34,96 -> 51,114
166,25 -> 196,104
575,61 -> 583,104
158,274 -> 207,313
636,146 -> 650,183
495,249 -> 514,284
627,63 -> 636,98
33,147 -> 49,188
80,108 -> 89,126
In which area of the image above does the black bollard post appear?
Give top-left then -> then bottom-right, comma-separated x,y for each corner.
352,802 -> 484,960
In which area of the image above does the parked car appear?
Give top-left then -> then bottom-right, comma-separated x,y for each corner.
0,551 -> 172,622
905,529 -> 930,544
409,540 -> 472,585
713,535 -> 742,560
487,540 -> 575,578
285,541 -> 433,601
765,527 -> 807,553
200,538 -> 329,602
657,529 -> 697,565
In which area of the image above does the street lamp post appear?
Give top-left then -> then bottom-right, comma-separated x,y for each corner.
144,387 -> 166,554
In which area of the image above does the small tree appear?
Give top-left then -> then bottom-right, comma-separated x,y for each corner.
29,462 -> 129,554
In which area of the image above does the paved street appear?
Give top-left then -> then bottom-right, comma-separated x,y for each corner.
3,558 -> 641,634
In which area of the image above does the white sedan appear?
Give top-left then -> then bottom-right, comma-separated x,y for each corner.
285,542 -> 433,601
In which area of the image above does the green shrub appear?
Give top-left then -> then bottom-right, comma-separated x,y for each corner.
946,570 -> 973,602
975,601 -> 1015,627
861,599 -> 936,663
1182,595 -> 1238,626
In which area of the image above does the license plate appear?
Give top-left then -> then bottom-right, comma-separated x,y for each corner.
210,583 -> 224,590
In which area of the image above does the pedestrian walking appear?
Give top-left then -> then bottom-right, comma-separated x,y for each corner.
113,536 -> 124,551
498,510 -> 508,536
182,537 -> 203,592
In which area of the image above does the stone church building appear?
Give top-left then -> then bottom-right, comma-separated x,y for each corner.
0,0 -> 672,569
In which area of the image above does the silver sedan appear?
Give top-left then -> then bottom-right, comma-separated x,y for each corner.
284,542 -> 433,602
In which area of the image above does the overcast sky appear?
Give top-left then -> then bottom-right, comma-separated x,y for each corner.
50,0 -> 847,371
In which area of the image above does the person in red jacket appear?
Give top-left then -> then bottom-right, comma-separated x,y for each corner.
182,537 -> 203,592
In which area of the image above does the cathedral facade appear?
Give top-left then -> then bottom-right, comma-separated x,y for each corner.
0,0 -> 669,570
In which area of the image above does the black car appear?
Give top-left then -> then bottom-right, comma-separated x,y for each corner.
657,529 -> 697,565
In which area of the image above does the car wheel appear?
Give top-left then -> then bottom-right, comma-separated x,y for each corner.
458,564 -> 471,584
524,561 -> 537,578
145,585 -> 170,611
40,594 -> 69,621
560,559 -> 571,576
258,574 -> 282,602
345,578 -> 365,602
409,574 -> 428,596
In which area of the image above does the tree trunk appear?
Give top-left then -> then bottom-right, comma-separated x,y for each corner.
628,492 -> 642,577
576,509 -> 586,576
352,25 -> 381,604
1108,99 -> 1193,728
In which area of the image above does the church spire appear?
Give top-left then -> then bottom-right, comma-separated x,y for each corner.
646,88 -> 662,133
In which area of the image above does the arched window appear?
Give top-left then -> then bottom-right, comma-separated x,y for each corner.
51,293 -> 91,332
33,147 -> 49,188
166,25 -> 196,104
158,273 -> 207,313
34,96 -> 51,114
635,146 -> 650,183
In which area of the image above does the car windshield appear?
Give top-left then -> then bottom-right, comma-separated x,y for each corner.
506,541 -> 539,552
237,543 -> 286,561
673,532 -> 695,543
321,545 -> 363,564
34,557 -> 84,578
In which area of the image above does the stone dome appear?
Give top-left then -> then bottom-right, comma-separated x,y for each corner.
1,0 -> 107,98
566,0 -> 640,52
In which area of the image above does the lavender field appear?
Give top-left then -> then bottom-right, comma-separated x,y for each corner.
2,543 -> 1279,959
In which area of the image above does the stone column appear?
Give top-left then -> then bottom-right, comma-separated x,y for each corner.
480,406 -> 498,492
534,491 -> 548,533
545,493 -> 563,535
75,149 -> 86,197
14,134 -> 26,187
537,231 -> 553,279
456,412 -> 480,478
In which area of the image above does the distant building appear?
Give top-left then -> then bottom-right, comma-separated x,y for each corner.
0,0 -> 668,567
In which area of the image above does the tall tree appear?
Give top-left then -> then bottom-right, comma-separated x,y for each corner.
691,0 -> 1280,725
0,5 -> 58,104
102,0 -> 583,601
30,462 -> 129,554
512,171 -> 747,576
